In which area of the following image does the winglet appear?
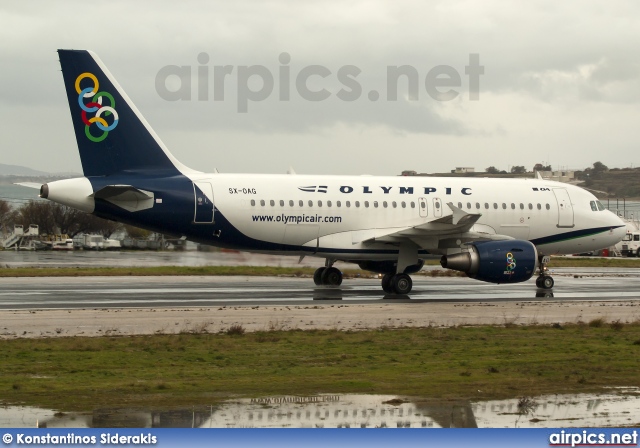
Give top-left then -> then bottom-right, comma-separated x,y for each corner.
447,202 -> 470,225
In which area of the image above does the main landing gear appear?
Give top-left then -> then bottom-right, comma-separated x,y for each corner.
535,255 -> 554,290
313,262 -> 343,286
381,273 -> 413,295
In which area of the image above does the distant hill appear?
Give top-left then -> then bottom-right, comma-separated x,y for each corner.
0,163 -> 49,176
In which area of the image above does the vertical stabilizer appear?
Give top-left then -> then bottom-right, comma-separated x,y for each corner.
58,50 -> 197,177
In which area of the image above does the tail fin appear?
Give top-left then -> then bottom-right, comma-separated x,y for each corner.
58,50 -> 196,177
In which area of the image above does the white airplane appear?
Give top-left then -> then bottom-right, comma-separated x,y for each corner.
32,50 -> 627,294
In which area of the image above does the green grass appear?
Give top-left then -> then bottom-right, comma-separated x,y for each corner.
0,257 -> 638,278
1,324 -> 640,411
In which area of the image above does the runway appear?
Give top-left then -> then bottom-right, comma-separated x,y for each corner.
2,271 -> 640,339
0,270 -> 640,309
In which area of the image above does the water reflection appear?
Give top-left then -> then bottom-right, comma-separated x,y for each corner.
2,390 -> 639,428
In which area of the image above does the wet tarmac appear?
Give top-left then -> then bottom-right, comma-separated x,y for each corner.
0,273 -> 640,310
1,391 -> 638,428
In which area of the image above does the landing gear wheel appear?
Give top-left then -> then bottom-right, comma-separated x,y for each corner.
541,276 -> 554,289
391,273 -> 412,294
535,276 -> 543,288
381,273 -> 394,293
636,249 -> 640,258
321,267 -> 343,286
313,267 -> 326,286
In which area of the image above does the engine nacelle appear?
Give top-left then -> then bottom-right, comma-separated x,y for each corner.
440,240 -> 538,284
357,259 -> 425,275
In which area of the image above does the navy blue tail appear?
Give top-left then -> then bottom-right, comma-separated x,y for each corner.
58,50 -> 184,177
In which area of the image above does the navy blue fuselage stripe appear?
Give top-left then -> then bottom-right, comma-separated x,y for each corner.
529,226 -> 624,246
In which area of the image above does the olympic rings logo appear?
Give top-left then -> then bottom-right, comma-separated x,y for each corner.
75,72 -> 119,142
506,252 -> 516,271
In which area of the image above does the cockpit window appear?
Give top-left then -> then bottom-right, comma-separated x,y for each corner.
590,201 -> 598,211
596,201 -> 605,211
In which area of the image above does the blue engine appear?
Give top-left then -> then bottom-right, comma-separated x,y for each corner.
440,240 -> 538,284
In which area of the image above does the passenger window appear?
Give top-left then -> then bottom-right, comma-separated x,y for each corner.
383,201 -> 388,208
546,203 -> 550,210
318,200 -> 322,207
537,203 -> 541,210
493,203 -> 498,209
520,203 -> 524,210
467,202 -> 471,209
279,200 -> 284,207
392,201 -> 397,208
458,202 -> 463,209
337,201 -> 341,207
327,200 -> 332,207
476,203 -> 480,209
289,200 -> 294,207
402,201 -> 407,208
270,200 -> 275,206
299,200 -> 303,207
411,202 -> 415,208
308,200 -> 313,207
346,201 -> 351,207
374,201 -> 378,208
259,200 -> 265,206
251,199 -> 256,206
502,203 -> 507,209
528,203 -> 533,210
355,201 -> 360,208
364,201 -> 369,208
511,203 -> 515,210
484,203 -> 489,209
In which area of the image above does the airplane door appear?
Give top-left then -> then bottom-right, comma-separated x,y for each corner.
553,188 -> 574,228
418,197 -> 429,218
433,198 -> 442,217
193,182 -> 214,223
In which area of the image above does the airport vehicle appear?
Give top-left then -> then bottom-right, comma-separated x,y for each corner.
23,50 -> 627,294
616,231 -> 640,257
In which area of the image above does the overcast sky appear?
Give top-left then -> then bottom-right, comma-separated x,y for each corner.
1,1 -> 639,176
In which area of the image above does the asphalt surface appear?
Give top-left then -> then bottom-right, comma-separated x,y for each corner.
0,271 -> 639,310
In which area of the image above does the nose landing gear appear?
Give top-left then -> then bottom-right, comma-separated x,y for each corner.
535,255 -> 554,290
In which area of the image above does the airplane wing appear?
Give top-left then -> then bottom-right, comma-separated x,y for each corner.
91,185 -> 155,212
360,202 -> 513,248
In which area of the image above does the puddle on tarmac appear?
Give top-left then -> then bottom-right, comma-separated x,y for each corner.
1,390 -> 639,428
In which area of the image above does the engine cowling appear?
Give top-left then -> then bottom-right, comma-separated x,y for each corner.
357,259 -> 425,275
440,240 -> 538,284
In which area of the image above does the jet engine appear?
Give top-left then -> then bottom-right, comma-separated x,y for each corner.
440,240 -> 538,283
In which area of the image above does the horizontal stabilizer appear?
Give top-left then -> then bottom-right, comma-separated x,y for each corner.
91,185 -> 154,212
15,182 -> 42,190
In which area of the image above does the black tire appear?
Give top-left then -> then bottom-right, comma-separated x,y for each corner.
381,273 -> 394,293
322,267 -> 343,286
392,273 -> 412,294
636,249 -> 640,258
535,276 -> 543,288
542,276 -> 554,289
313,267 -> 326,286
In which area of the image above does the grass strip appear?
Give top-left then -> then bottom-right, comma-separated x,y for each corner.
0,257 -> 639,277
1,324 -> 639,411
